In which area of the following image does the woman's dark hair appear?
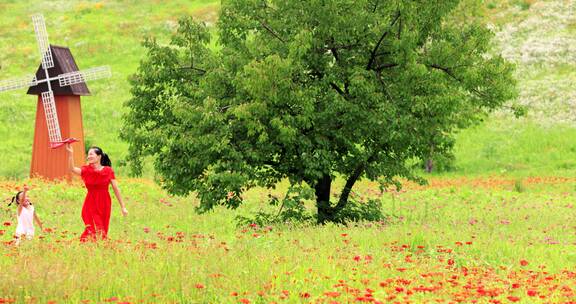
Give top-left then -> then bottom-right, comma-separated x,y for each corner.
90,146 -> 112,167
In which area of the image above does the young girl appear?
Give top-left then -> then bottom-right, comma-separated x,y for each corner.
9,185 -> 43,245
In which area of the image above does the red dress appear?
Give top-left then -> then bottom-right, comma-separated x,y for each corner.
80,165 -> 115,241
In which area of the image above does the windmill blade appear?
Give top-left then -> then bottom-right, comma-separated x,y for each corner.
32,14 -> 54,69
0,75 -> 37,93
41,91 -> 63,144
58,66 -> 112,87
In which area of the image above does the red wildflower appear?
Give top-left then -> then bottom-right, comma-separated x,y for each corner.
300,292 -> 311,298
527,290 -> 537,297
324,291 -> 340,297
195,283 -> 205,289
507,296 -> 520,302
238,299 -> 250,304
2,222 -> 11,226
520,260 -> 529,266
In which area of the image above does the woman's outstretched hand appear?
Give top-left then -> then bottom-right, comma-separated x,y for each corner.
65,143 -> 73,154
121,207 -> 128,217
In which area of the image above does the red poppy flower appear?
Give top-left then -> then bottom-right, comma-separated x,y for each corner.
324,291 -> 340,297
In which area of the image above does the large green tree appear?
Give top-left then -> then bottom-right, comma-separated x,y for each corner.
122,0 -> 517,223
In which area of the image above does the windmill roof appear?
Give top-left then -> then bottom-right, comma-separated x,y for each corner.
27,45 -> 91,96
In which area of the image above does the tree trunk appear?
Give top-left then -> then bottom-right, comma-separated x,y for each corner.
425,158 -> 433,173
314,174 -> 333,224
314,165 -> 365,224
334,164 -> 364,212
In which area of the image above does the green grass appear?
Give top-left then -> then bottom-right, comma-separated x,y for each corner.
0,177 -> 575,302
450,118 -> 576,176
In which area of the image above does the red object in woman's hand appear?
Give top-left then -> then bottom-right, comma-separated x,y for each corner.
50,138 -> 79,149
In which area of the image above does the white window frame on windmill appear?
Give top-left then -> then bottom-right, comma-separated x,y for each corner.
0,14 -> 111,149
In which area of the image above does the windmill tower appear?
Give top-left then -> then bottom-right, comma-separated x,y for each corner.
0,14 -> 111,180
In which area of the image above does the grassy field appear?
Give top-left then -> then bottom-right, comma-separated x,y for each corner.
1,0 -> 576,303
0,176 -> 575,303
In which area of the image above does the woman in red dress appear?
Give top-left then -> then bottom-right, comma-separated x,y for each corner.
66,144 -> 128,241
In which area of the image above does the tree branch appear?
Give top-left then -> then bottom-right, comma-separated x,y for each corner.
367,11 -> 401,70
371,0 -> 380,13
374,63 -> 399,71
330,47 -> 340,62
330,82 -> 348,99
427,64 -> 489,99
179,66 -> 207,74
334,164 -> 365,212
255,17 -> 285,43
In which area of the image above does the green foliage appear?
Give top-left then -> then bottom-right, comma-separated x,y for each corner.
236,183 -> 315,226
334,198 -> 389,224
513,0 -> 531,11
418,152 -> 457,173
123,0 -> 517,222
513,178 -> 526,193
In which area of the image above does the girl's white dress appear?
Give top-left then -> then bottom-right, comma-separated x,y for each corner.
15,205 -> 35,239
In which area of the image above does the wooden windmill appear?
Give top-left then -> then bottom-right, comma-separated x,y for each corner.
0,14 -> 111,180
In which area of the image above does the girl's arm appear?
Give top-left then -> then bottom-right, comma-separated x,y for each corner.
110,179 -> 128,216
21,185 -> 28,203
33,212 -> 43,231
17,205 -> 23,217
65,144 -> 81,175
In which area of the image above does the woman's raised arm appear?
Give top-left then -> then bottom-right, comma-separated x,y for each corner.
66,144 -> 81,175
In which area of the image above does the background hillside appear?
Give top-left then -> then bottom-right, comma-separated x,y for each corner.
0,0 -> 574,178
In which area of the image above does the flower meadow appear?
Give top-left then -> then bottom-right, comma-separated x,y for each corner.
0,176 -> 575,303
